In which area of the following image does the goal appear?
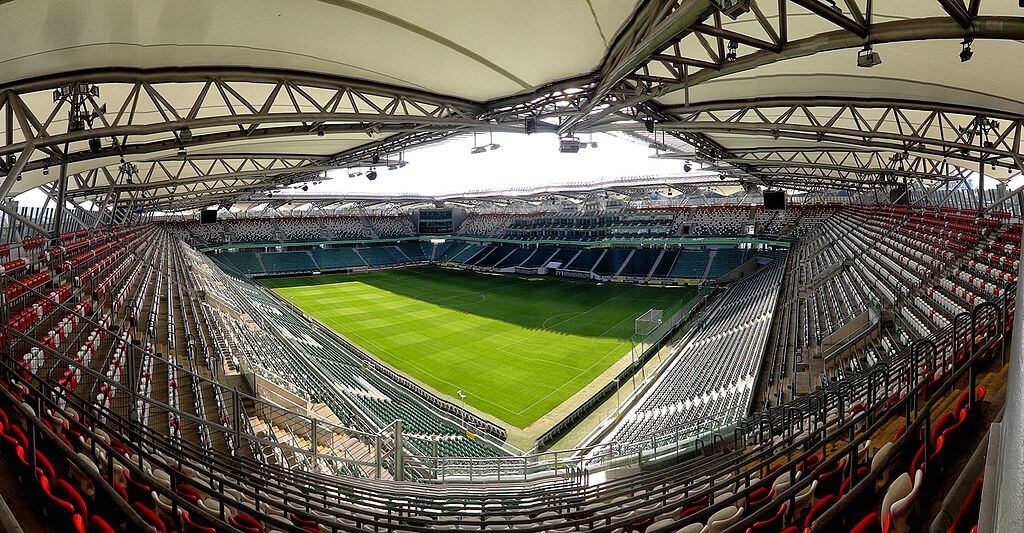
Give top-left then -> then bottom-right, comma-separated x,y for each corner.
635,308 -> 663,338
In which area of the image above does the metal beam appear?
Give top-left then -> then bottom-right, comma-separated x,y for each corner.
557,0 -> 714,134
983,182 -> 1024,214
937,0 -> 974,28
573,16 -> 1024,131
0,202 -> 49,236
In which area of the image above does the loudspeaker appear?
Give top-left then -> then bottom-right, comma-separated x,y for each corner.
890,184 -> 909,205
763,190 -> 786,210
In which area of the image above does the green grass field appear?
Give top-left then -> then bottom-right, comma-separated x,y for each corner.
265,266 -> 693,428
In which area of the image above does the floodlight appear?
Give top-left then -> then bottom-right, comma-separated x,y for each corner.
960,38 -> 973,62
559,137 -> 582,153
643,116 -> 655,133
857,45 -> 881,67
716,0 -> 750,19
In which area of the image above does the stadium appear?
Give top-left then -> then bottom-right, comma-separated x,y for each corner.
0,1 -> 1022,532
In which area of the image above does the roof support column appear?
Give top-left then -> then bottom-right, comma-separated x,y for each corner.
107,191 -> 121,227
978,159 -> 986,212
51,147 -> 69,242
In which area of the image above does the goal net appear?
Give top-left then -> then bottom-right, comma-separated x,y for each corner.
635,308 -> 663,338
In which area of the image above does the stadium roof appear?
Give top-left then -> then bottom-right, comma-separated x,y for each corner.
1,0 -> 1023,225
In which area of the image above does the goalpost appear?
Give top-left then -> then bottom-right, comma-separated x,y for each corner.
631,309 -> 664,384
635,308 -> 663,338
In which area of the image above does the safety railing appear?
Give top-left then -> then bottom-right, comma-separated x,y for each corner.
2,234 -> 1016,491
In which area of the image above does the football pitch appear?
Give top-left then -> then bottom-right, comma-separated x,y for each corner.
264,266 -> 694,428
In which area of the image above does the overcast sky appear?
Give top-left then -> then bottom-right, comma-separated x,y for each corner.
304,132 -> 690,196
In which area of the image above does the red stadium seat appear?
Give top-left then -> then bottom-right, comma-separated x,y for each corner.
679,503 -> 706,520
88,515 -> 116,533
851,513 -> 882,533
291,513 -> 321,532
949,474 -> 984,533
804,494 -> 836,530
181,510 -> 218,533
815,459 -> 846,498
802,453 -> 822,472
910,444 -> 927,477
133,502 -> 167,533
229,512 -> 264,533
930,412 -> 956,447
746,486 -> 774,510
840,466 -> 870,496
39,475 -> 88,533
746,502 -> 787,533
954,386 -> 986,415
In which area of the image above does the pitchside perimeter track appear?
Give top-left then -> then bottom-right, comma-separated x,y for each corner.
265,266 -> 693,429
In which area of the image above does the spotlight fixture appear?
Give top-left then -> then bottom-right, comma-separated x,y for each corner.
179,127 -> 193,142
366,169 -> 378,181
470,145 -> 487,154
489,143 -> 500,151
524,117 -> 537,135
726,40 -> 738,62
718,0 -> 751,19
176,146 -> 187,157
857,45 -> 881,68
684,162 -> 692,173
301,185 -> 308,191
559,136 -> 582,153
42,166 -> 49,176
959,38 -> 974,62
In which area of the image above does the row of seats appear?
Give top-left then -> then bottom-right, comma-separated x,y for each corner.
612,262 -> 784,442
163,214 -> 406,244
762,203 -> 1014,408
0,212 -> 1011,532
